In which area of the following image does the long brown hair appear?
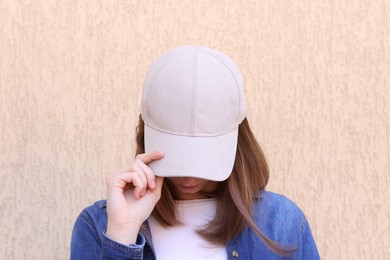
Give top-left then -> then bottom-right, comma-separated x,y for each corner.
135,115 -> 294,256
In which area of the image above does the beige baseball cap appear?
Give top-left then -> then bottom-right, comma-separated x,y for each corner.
141,45 -> 246,181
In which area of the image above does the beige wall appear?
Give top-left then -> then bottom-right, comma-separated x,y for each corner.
0,1 -> 389,259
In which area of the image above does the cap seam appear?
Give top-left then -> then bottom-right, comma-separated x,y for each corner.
145,123 -> 238,137
197,49 -> 243,123
145,47 -> 196,121
191,48 -> 199,135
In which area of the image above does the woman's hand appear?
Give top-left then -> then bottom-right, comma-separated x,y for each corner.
105,151 -> 164,245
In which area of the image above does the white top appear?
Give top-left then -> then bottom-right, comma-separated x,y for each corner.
148,198 -> 227,260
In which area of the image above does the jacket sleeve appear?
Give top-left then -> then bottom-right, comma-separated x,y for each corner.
299,215 -> 320,259
70,211 -> 146,260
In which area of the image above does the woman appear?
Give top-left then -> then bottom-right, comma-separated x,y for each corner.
71,45 -> 320,259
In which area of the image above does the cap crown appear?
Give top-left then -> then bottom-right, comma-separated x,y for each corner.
141,45 -> 246,137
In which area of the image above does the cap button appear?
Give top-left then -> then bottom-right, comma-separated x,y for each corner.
231,250 -> 239,257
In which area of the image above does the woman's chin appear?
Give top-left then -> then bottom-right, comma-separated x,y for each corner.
176,184 -> 200,193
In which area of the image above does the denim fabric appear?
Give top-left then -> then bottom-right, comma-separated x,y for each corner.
71,191 -> 320,259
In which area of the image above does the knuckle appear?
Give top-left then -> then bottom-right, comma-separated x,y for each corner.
129,165 -> 136,172
137,172 -> 147,184
133,158 -> 142,166
129,160 -> 141,170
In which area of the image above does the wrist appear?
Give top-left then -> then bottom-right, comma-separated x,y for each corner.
106,222 -> 142,245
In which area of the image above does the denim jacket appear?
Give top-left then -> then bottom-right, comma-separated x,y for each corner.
71,191 -> 320,259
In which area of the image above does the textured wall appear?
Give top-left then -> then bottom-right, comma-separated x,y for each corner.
0,1 -> 389,259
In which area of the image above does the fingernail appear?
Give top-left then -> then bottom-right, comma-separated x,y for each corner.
150,180 -> 156,188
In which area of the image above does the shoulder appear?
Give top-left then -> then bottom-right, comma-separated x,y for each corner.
78,200 -> 107,218
79,199 -> 107,214
255,191 -> 320,258
78,199 -> 107,218
75,200 -> 108,236
258,190 -> 304,216
255,191 -> 308,241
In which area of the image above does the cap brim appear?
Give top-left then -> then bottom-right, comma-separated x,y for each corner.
144,125 -> 238,181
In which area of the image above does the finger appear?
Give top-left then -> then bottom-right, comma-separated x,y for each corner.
108,151 -> 164,176
107,172 -> 146,199
135,151 -> 164,165
153,176 -> 164,200
129,173 -> 146,199
133,163 -> 148,192
138,161 -> 156,189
